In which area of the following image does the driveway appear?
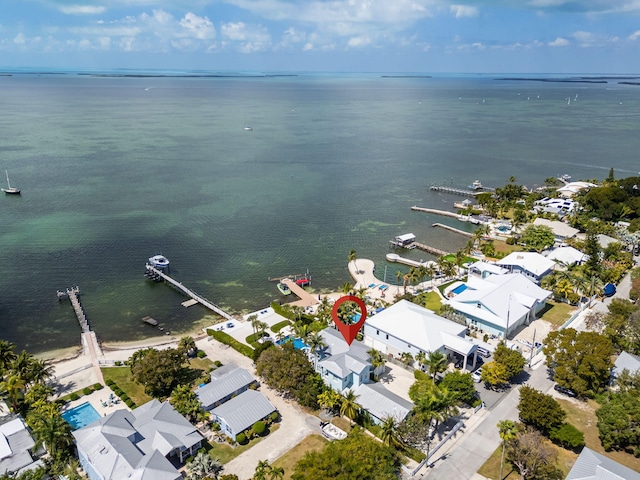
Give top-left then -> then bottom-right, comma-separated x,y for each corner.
378,362 -> 416,402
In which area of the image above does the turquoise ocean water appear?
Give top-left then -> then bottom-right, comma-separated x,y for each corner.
1,71 -> 639,353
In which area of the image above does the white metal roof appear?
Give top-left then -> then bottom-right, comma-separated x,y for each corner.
497,251 -> 556,277
532,218 -> 579,238
211,390 -> 276,436
353,383 -> 413,422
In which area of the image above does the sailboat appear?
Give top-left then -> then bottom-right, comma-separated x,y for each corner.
2,170 -> 20,195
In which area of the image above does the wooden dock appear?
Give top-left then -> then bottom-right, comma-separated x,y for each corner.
281,278 -> 320,309
411,206 -> 463,219
430,185 -> 481,197
145,264 -> 236,322
57,286 -> 89,333
432,222 -> 474,238
412,242 -> 450,257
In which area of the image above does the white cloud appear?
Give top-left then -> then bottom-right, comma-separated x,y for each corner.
347,34 -> 371,47
14,33 -> 26,45
630,30 -> 640,41
59,5 -> 106,15
220,22 -> 271,52
548,36 -> 569,46
450,5 -> 478,18
179,13 -> 215,40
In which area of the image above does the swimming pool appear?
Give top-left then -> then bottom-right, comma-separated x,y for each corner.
276,335 -> 308,350
451,284 -> 468,295
62,402 -> 101,430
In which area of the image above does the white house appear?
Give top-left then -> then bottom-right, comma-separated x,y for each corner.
468,261 -> 508,279
0,416 -> 40,476
532,218 -> 579,243
544,246 -> 588,267
363,300 -> 477,371
534,198 -> 578,217
448,274 -> 552,338
315,328 -> 372,393
497,251 -> 555,284
557,181 -> 596,198
73,400 -> 203,480
196,363 -> 258,410
210,390 -> 276,441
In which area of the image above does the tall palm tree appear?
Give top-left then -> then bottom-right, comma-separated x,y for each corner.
26,357 -> 53,386
253,459 -> 272,480
178,336 -> 197,358
396,270 -> 403,286
268,466 -> 285,480
0,375 -> 26,412
415,351 -> 427,371
426,351 -> 448,381
307,332 -> 327,368
30,411 -> 73,461
498,419 -> 517,480
0,340 -> 17,373
348,249 -> 359,274
400,351 -> 414,367
380,416 -> 402,447
249,314 -> 260,337
317,389 -> 342,414
425,263 -> 437,289
368,348 -> 386,380
340,390 -> 361,425
10,350 -> 34,383
341,281 -> 353,294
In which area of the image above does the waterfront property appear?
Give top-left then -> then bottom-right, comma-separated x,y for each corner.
468,261 -> 509,279
196,363 -> 258,411
448,274 -> 552,339
210,390 -> 276,441
61,402 -> 101,430
496,251 -> 555,284
532,218 -> 579,243
544,246 -> 588,267
316,328 -> 372,392
363,300 -> 477,371
72,399 -> 203,480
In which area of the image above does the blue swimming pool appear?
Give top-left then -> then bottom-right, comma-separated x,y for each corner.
62,402 -> 101,430
276,335 -> 308,350
451,284 -> 468,295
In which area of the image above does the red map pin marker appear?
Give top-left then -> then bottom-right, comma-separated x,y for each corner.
331,295 -> 367,346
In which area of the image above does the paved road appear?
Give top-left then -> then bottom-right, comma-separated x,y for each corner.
425,355 -> 554,479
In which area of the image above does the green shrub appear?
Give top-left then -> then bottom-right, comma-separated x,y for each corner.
207,330 -> 255,358
69,392 -> 79,401
105,379 -> 115,386
214,360 -> 223,367
113,388 -> 124,396
212,422 -> 221,431
270,320 -> 292,333
125,399 -> 135,408
550,423 -> 585,450
196,350 -> 206,358
252,420 -> 266,436
120,394 -> 130,402
269,411 -> 279,423
114,361 -> 122,366
235,432 -> 247,445
253,341 -> 275,361
82,387 -> 93,396
93,383 -> 104,390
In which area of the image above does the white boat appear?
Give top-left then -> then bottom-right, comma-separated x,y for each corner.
468,180 -> 483,190
244,126 -> 253,131
2,170 -> 20,195
148,255 -> 170,269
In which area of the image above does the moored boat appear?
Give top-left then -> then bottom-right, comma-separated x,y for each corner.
295,277 -> 310,287
2,170 -> 20,195
468,180 -> 483,190
277,282 -> 292,295
148,254 -> 170,269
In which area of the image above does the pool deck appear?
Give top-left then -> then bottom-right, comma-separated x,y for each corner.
62,386 -> 128,423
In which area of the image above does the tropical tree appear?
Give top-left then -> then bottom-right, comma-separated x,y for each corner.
498,419 -> 517,480
253,459 -> 272,480
186,451 -> 222,480
400,351 -> 414,367
306,332 -> 327,368
520,224 -> 555,252
0,340 -> 17,373
368,348 -> 387,380
0,374 -> 26,413
340,390 -> 361,425
380,416 -> 403,447
425,350 -> 448,380
29,408 -> 74,462
341,281 -> 353,294
249,314 -> 260,337
348,249 -> 359,273
414,351 -> 427,371
178,336 -> 198,358
317,389 -> 342,414
170,384 -> 206,422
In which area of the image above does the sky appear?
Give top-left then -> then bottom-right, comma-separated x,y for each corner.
1,0 -> 640,73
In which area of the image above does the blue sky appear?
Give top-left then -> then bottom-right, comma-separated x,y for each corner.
2,0 -> 640,73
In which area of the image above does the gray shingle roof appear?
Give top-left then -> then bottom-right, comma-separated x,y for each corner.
566,447 -> 640,480
0,417 -> 36,475
211,390 -> 276,435
353,383 -> 413,422
196,364 -> 256,409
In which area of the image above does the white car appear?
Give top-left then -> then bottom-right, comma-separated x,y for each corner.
472,367 -> 483,383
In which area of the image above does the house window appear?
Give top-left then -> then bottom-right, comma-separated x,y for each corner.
376,330 -> 379,335
477,303 -> 482,308
407,344 -> 411,349
386,334 -> 389,340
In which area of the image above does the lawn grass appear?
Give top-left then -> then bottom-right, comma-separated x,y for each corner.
207,424 -> 281,464
414,291 -> 443,313
492,240 -> 522,256
538,301 -> 577,329
558,397 -> 640,472
188,356 -> 213,372
477,445 -> 519,480
101,367 -> 152,406
272,434 -> 328,479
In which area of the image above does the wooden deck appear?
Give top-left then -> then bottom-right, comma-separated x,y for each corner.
281,278 -> 320,308
412,242 -> 450,257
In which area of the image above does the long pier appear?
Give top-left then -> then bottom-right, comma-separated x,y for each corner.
57,286 -> 89,333
411,206 -> 464,219
430,185 -> 481,197
432,222 -> 474,238
386,253 -> 436,268
412,242 -> 450,257
145,264 -> 236,322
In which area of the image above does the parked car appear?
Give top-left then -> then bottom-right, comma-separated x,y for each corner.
554,384 -> 577,397
472,367 -> 483,383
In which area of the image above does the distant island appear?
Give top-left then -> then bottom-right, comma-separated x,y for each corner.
381,75 -> 432,78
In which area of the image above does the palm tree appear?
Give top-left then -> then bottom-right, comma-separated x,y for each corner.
396,270 -> 403,286
317,389 -> 342,414
426,351 -> 448,381
0,340 -> 17,373
380,416 -> 402,447
249,314 -> 260,337
10,350 -> 34,383
253,459 -> 272,480
341,281 -> 353,294
498,419 -> 517,480
348,249 -> 359,274
178,336 -> 197,358
30,411 -> 73,461
400,351 -> 414,367
425,263 -> 437,289
340,390 -> 361,425
307,332 -> 327,368
268,466 -> 285,480
26,357 -> 53,386
415,351 -> 427,371
292,321 -> 310,341
368,348 -> 386,380
0,375 -> 25,412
